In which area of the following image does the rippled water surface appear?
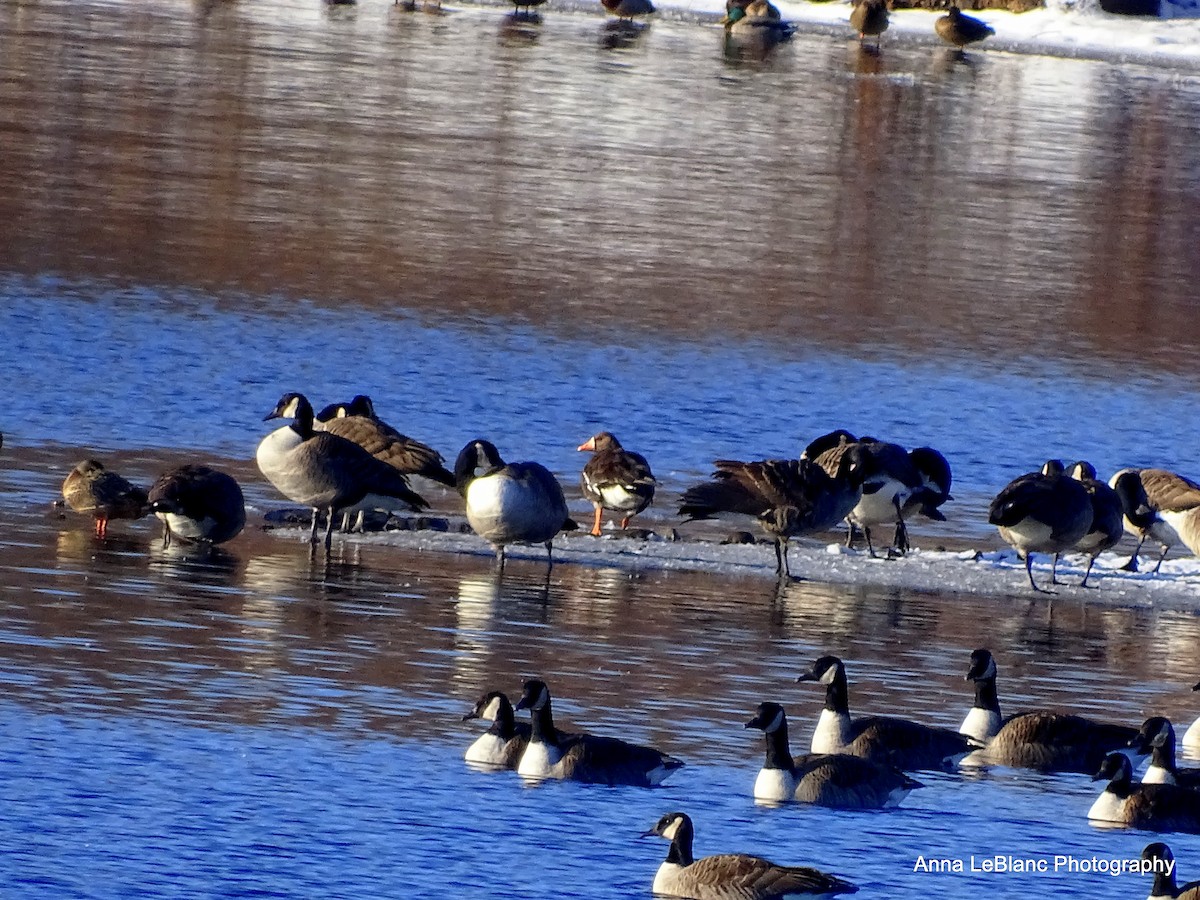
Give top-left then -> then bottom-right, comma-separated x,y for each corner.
2,0 -> 1200,897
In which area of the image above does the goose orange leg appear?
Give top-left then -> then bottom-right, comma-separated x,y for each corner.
590,506 -> 603,537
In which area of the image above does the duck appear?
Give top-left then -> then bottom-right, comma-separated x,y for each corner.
960,648 -> 1140,773
147,464 -> 246,548
1088,752 -> 1200,832
454,440 -> 576,569
600,0 -> 654,20
1186,682 -> 1200,754
988,459 -> 1093,592
935,6 -> 994,49
1131,718 -> 1200,789
723,0 -> 794,44
796,655 -> 980,771
577,432 -> 656,536
679,449 -> 866,578
256,392 -> 429,551
745,701 -> 921,808
462,690 -> 530,770
1142,842 -> 1200,900
1109,468 -> 1200,572
643,812 -> 858,900
61,459 -> 148,538
513,679 -> 684,786
849,0 -> 888,46
1066,461 -> 1124,586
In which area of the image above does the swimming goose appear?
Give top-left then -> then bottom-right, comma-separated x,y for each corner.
1109,468 -> 1200,572
513,679 -> 683,786
1142,842 -> 1200,900
256,392 -> 429,551
679,449 -> 866,578
960,648 -> 1140,773
988,459 -> 1093,592
1066,461 -> 1124,586
455,440 -> 576,569
797,655 -> 979,771
61,459 -> 148,537
463,690 -> 531,770
317,395 -> 456,489
1186,682 -> 1200,754
935,6 -> 993,48
643,812 -> 858,900
578,432 -> 656,536
147,464 -> 246,548
1088,753 -> 1200,832
849,0 -> 888,45
745,702 -> 921,808
1131,718 -> 1200,789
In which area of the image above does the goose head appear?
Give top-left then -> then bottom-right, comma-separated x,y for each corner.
797,655 -> 845,685
642,811 -> 693,843
454,439 -> 507,495
1092,752 -> 1134,786
965,648 -> 997,683
514,678 -> 551,713
1129,717 -> 1175,754
577,431 -> 621,453
264,392 -> 312,423
1068,460 -> 1098,481
745,702 -> 787,733
1041,459 -> 1065,477
463,690 -> 514,724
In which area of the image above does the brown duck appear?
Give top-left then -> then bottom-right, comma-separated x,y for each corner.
61,459 -> 148,538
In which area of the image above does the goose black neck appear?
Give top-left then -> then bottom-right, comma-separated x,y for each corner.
488,700 -> 517,740
973,675 -> 1001,715
1149,867 -> 1177,898
666,822 -> 695,867
527,699 -> 559,745
1151,739 -> 1177,773
763,719 -> 795,771
1106,770 -> 1134,799
824,667 -> 850,715
290,399 -> 316,439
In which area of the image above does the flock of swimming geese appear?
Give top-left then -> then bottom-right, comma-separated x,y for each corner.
464,652 -> 1200,898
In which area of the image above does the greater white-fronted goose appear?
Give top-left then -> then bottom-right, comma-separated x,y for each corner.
148,465 -> 245,548
577,431 -> 656,536
643,812 -> 858,900
463,690 -> 530,770
61,459 -> 148,538
1132,718 -> 1200,789
988,459 -> 1093,592
797,655 -> 979,772
1066,461 -> 1124,586
256,392 -> 428,551
513,679 -> 683,786
1109,468 -> 1200,572
745,701 -> 921,808
960,648 -> 1139,773
1088,753 -> 1200,832
935,5 -> 993,48
454,440 -> 576,569
1142,843 -> 1200,900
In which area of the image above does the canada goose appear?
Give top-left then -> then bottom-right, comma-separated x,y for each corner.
601,0 -> 654,19
147,465 -> 245,548
745,702 -> 921,808
1185,682 -> 1200,754
898,447 -> 954,549
797,655 -> 979,771
1109,468 -> 1200,572
643,812 -> 858,900
513,679 -> 683,786
849,0 -> 888,45
1088,752 -> 1200,832
679,449 -> 866,578
1142,842 -> 1200,900
988,459 -> 1093,592
61,459 -> 148,537
960,648 -> 1140,773
578,432 -> 656,535
1066,461 -> 1124,586
935,6 -> 994,48
256,392 -> 429,551
463,690 -> 530,770
1131,718 -> 1200,789
317,395 -> 456,489
454,440 -> 576,569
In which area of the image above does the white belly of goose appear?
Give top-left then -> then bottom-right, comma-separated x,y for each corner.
652,861 -> 685,896
850,477 -> 909,526
1159,509 -> 1200,555
753,767 -> 797,803
155,511 -> 217,542
465,733 -> 508,767
1142,764 -> 1174,785
1184,718 -> 1200,753
517,741 -> 563,780
467,475 -> 558,545
1086,791 -> 1126,824
256,427 -> 341,508
598,484 -> 640,511
811,709 -> 850,755
958,707 -> 1001,744
998,519 -> 1054,553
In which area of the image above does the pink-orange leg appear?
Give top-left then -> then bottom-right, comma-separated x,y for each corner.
590,506 -> 603,537
620,515 -> 633,529
95,516 -> 109,538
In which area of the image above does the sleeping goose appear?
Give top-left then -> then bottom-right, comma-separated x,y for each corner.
1142,843 -> 1200,900
513,679 -> 683,786
1067,461 -> 1124,587
148,464 -> 245,548
455,440 -> 576,569
797,656 -> 979,771
1131,718 -> 1200,788
256,392 -> 429,551
960,648 -> 1139,774
1109,468 -> 1200,572
935,5 -> 993,48
1186,682 -> 1200,755
745,701 -> 921,808
61,459 -> 148,538
643,812 -> 858,900
316,395 -> 456,489
462,690 -> 530,770
577,431 -> 656,535
1088,752 -> 1200,832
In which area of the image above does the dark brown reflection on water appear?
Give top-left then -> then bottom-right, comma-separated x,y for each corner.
1,1 -> 1198,371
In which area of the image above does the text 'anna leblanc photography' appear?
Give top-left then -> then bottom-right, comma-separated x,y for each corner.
913,855 -> 1175,877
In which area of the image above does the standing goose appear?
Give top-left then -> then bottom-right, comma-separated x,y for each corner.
643,812 -> 858,900
1131,718 -> 1200,788
1186,682 -> 1200,754
577,431 -> 656,536
61,459 -> 148,537
1088,753 -> 1200,832
1142,843 -> 1200,900
454,440 -> 576,570
1109,468 -> 1200,572
745,702 -> 921,808
849,0 -> 888,46
988,459 -> 1093,592
935,6 -> 993,48
1067,461 -> 1124,587
960,648 -> 1140,773
895,446 -> 954,552
463,690 -> 530,770
513,679 -> 683,786
256,392 -> 429,551
148,464 -> 246,548
796,656 -> 979,771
